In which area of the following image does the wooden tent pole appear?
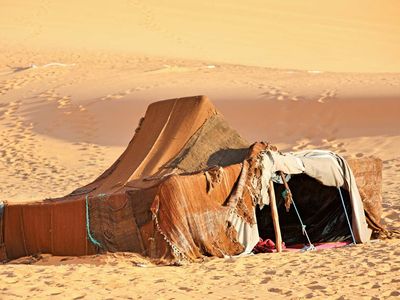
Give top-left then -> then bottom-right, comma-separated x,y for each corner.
268,180 -> 283,252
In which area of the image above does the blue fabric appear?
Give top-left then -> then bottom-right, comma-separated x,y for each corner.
281,189 -> 288,200
0,201 -> 4,218
85,195 -> 102,248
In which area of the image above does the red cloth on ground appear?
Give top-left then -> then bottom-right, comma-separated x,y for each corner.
252,238 -> 286,254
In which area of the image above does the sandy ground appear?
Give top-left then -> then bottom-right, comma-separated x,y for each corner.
1,1 -> 400,72
1,47 -> 399,300
1,1 -> 400,299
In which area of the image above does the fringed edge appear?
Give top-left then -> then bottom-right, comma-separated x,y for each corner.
227,206 -> 257,227
151,211 -> 192,265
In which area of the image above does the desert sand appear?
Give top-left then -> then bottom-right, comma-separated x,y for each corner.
1,1 -> 400,299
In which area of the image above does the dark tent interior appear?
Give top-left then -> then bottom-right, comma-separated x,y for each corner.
256,174 -> 353,245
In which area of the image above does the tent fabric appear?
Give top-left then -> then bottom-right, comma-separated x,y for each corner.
152,164 -> 247,260
257,174 -> 355,244
228,210 -> 260,255
4,198 -> 96,259
70,96 -> 248,195
87,193 -> 145,253
2,96 -> 383,262
254,149 -> 371,243
294,150 -> 372,242
163,113 -> 249,174
346,157 -> 382,226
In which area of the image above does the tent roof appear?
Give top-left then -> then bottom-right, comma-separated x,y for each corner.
72,95 -> 249,195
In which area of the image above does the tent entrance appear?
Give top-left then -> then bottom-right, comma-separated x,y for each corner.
256,174 -> 353,245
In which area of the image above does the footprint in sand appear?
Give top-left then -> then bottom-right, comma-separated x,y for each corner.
100,88 -> 136,101
260,86 -> 293,101
39,89 -> 60,102
0,68 -> 50,96
127,0 -> 203,53
0,78 -> 28,94
57,96 -> 72,109
292,139 -> 313,151
39,89 -> 88,115
317,89 -> 336,103
291,95 -> 303,101
101,93 -> 125,101
0,93 -> 109,200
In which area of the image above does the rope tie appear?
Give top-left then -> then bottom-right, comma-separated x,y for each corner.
337,188 -> 356,244
289,194 -> 315,251
279,172 -> 314,251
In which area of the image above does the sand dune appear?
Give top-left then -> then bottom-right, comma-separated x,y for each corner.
1,0 -> 400,299
1,1 -> 400,72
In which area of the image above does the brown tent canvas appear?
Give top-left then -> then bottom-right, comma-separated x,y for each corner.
0,96 -> 384,263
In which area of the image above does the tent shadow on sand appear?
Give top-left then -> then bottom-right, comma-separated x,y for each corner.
0,95 -> 394,264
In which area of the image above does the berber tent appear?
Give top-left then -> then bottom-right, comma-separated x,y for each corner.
0,96 -> 387,263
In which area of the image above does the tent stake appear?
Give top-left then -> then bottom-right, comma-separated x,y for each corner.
268,180 -> 283,252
